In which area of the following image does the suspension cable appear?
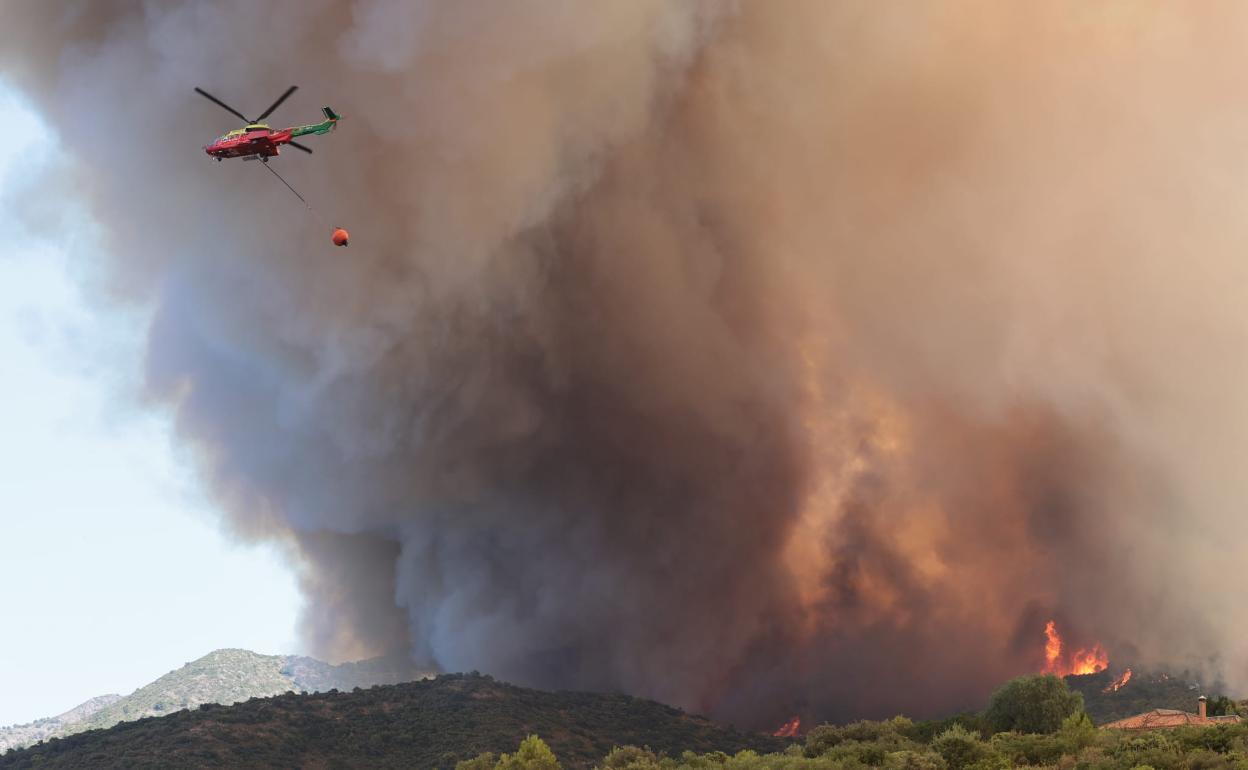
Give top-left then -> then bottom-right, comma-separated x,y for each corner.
262,161 -> 329,228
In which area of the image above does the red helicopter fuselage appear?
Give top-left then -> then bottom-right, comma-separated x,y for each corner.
202,108 -> 338,162
204,125 -> 295,160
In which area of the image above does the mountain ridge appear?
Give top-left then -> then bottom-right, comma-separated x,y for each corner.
0,695 -> 122,754
0,672 -> 787,769
0,648 -> 428,753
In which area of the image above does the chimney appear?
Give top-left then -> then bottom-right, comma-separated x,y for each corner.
1199,695 -> 1208,719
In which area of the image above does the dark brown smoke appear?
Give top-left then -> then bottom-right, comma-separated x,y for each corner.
4,1 -> 1247,728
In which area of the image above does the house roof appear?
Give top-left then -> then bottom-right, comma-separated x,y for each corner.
1101,709 -> 1243,730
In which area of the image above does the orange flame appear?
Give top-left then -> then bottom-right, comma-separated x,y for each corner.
1043,620 -> 1062,672
1069,642 -> 1109,675
773,716 -> 802,737
1104,667 -> 1133,692
1041,620 -> 1108,676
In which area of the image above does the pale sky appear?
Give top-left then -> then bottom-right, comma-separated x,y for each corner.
0,82 -> 301,727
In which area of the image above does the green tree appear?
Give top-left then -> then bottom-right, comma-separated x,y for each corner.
1058,710 -> 1097,753
1206,697 -> 1246,718
983,674 -> 1083,734
496,735 -> 561,770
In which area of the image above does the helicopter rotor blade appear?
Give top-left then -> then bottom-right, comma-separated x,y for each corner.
193,87 -> 250,123
254,85 -> 298,122
287,140 -> 313,154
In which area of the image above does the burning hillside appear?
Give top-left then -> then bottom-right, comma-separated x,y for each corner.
1066,667 -> 1238,726
2,2 -> 1248,730
1105,669 -> 1133,693
772,717 -> 802,738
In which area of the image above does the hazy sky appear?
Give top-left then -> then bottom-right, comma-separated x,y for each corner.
0,82 -> 300,728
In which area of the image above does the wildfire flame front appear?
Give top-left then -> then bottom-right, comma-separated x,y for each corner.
773,716 -> 802,737
1042,620 -> 1109,677
1104,668 -> 1133,693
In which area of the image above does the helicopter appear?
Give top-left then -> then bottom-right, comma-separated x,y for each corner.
195,85 -> 340,162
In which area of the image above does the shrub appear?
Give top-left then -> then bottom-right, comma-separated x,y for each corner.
990,731 -> 1065,765
599,745 -> 663,769
805,725 -> 842,757
1173,725 -> 1245,755
1109,730 -> 1182,770
805,717 -> 923,758
883,749 -> 948,770
1185,749 -> 1238,770
680,750 -> 730,768
911,715 -> 991,743
932,725 -> 996,770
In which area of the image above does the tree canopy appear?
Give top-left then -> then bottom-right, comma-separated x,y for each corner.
984,675 -> 1084,735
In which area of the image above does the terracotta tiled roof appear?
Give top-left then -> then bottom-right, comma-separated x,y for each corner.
1101,709 -> 1243,730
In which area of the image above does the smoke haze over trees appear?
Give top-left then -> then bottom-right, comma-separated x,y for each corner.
3,1 -> 1248,728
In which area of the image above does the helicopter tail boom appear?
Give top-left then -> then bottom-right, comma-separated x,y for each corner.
289,108 -> 341,139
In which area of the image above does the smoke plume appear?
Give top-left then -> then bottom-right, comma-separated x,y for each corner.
4,1 -> 1248,727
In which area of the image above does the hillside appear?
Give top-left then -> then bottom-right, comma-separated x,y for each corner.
1065,667 -> 1226,724
0,696 -> 121,755
0,673 -> 788,769
280,652 -> 424,693
0,649 -> 428,752
71,649 -> 298,735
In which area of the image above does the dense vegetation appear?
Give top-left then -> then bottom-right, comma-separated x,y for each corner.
5,671 -> 1245,769
463,714 -> 1248,770
457,676 -> 1248,770
0,673 -> 783,769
